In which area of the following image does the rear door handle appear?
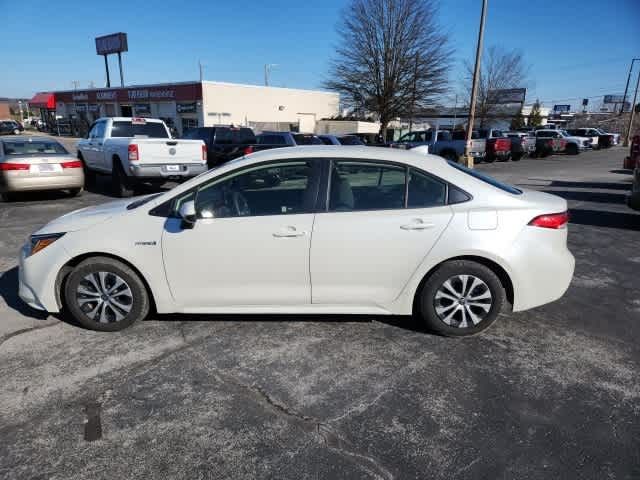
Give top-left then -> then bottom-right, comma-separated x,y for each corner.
273,226 -> 307,238
400,220 -> 435,230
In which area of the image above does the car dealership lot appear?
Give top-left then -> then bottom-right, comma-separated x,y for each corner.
0,147 -> 638,479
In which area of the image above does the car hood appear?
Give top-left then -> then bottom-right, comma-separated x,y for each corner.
35,197 -> 139,235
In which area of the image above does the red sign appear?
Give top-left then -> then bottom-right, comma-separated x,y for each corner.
56,82 -> 202,104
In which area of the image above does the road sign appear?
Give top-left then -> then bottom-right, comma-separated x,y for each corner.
487,88 -> 526,104
553,104 -> 571,113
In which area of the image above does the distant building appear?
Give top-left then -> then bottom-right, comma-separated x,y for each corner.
0,98 -> 11,119
30,81 -> 339,136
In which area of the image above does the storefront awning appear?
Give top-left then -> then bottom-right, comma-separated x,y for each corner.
30,92 -> 56,109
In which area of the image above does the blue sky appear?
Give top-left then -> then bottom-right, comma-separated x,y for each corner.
2,0 -> 639,110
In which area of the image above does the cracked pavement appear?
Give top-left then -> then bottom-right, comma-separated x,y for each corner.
0,145 -> 639,479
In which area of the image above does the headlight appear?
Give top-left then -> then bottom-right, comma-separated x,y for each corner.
29,233 -> 65,257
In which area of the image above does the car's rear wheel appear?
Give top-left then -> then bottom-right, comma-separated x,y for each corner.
13,129 -> 20,135
63,257 -> 150,331
566,143 -> 579,155
80,155 -> 96,187
112,160 -> 134,198
418,260 -> 505,336
1,192 -> 16,202
67,187 -> 83,197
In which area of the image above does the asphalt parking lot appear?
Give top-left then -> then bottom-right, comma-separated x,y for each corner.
1,144 -> 638,479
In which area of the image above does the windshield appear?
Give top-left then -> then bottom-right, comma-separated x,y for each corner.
447,160 -> 522,194
293,134 -> 323,145
2,139 -> 68,155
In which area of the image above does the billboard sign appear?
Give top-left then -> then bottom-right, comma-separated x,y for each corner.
553,104 -> 571,113
95,33 -> 128,55
488,88 -> 526,104
603,94 -> 624,104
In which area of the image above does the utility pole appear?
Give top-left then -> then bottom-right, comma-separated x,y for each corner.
624,66 -> 640,147
620,58 -> 639,117
199,60 -> 205,82
264,64 -> 278,86
463,0 -> 488,168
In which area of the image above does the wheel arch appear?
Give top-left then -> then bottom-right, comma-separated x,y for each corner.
412,254 -> 514,314
54,251 -> 157,314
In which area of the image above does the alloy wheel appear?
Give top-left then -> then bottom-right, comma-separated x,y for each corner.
75,271 -> 133,323
434,274 -> 493,328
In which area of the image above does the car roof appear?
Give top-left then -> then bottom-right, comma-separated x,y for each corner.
0,135 -> 56,142
99,117 -> 164,123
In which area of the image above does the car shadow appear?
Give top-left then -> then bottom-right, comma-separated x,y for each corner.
569,208 -> 640,231
0,267 -> 49,320
609,169 -> 633,175
541,189 -> 628,204
148,312 -> 427,333
84,175 -> 174,198
547,180 -> 632,190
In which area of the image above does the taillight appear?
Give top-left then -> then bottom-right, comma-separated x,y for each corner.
201,144 -> 207,162
61,160 -> 82,168
128,144 -> 139,162
528,211 -> 569,229
0,162 -> 30,171
243,145 -> 254,155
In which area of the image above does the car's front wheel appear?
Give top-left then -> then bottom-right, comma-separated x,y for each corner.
63,257 -> 150,331
418,260 -> 505,336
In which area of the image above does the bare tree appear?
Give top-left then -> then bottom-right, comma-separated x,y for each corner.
324,0 -> 452,138
463,46 -> 529,128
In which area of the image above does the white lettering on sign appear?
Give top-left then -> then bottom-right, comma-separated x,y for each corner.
97,91 -> 117,100
72,93 -> 88,101
128,89 -> 175,100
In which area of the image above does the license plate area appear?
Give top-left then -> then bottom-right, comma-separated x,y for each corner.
31,164 -> 60,173
165,165 -> 181,172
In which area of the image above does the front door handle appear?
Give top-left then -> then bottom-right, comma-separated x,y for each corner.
400,220 -> 435,230
273,226 -> 307,238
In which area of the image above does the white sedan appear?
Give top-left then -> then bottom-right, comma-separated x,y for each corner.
19,146 -> 575,336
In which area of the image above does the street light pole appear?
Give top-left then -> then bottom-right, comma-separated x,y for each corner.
463,0 -> 488,168
620,58 -> 639,117
624,66 -> 640,147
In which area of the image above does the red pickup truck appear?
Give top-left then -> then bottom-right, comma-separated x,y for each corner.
479,129 -> 511,162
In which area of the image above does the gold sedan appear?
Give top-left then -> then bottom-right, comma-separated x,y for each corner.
0,136 -> 84,201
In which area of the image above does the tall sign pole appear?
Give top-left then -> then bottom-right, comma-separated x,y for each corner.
104,55 -> 111,88
463,0 -> 488,168
624,67 -> 640,147
117,52 -> 124,87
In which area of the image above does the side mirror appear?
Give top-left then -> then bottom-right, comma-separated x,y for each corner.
178,200 -> 197,228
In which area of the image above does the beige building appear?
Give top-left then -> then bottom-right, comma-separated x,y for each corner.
32,80 -> 339,135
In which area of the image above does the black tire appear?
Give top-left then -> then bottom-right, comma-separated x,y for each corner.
1,192 -> 16,202
484,154 -> 496,163
13,129 -> 20,135
440,150 -> 458,162
111,158 -> 134,198
67,187 -> 83,197
566,143 -> 579,155
63,257 -> 150,332
417,260 -> 506,337
80,154 -> 96,187
512,152 -> 523,161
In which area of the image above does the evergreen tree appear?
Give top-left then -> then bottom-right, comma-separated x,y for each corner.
528,101 -> 543,127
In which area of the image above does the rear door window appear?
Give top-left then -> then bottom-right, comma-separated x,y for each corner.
214,128 -> 232,144
407,168 -> 447,208
329,161 -> 406,212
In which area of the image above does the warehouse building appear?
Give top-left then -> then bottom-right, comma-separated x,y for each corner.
30,81 -> 340,136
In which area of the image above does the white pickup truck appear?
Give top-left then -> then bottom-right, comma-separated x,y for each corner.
77,117 -> 207,197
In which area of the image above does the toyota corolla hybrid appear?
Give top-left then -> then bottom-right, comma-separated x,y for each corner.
19,146 -> 575,336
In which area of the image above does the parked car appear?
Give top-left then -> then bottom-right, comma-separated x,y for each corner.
595,128 -> 620,147
77,117 -> 208,197
182,126 -> 279,168
0,136 -> 84,201
19,146 -> 574,336
391,129 -> 486,162
566,128 -> 601,149
256,131 -> 324,147
478,129 -> 511,163
0,120 -> 24,135
505,132 -> 536,160
534,136 -> 565,157
535,123 -> 558,130
535,129 -> 591,155
318,134 -> 366,146
626,135 -> 640,210
348,132 -> 387,146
